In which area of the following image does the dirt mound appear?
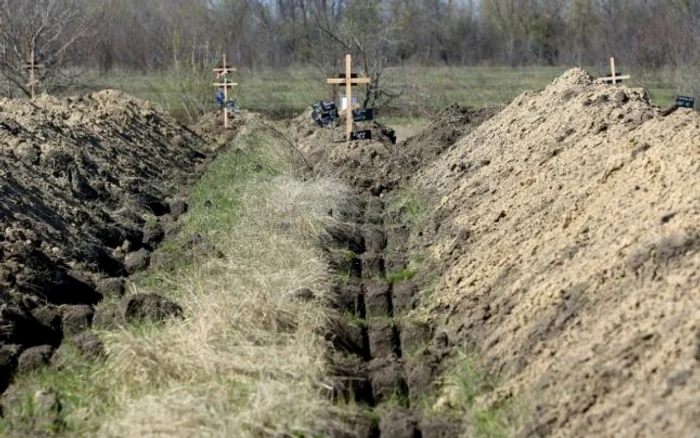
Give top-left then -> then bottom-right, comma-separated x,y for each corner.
293,105 -> 495,195
413,68 -> 700,436
399,104 -> 500,165
0,90 -> 208,354
194,110 -> 265,145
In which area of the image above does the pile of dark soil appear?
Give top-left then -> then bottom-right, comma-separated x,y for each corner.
0,90 -> 210,388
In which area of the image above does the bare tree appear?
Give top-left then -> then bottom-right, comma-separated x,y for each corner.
0,0 -> 92,97
314,0 -> 402,108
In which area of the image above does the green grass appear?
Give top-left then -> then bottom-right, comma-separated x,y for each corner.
437,350 -> 518,438
385,187 -> 426,226
84,65 -> 681,124
386,267 -> 417,285
0,345 -> 108,436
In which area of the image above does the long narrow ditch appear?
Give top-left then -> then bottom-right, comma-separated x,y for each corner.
323,192 -> 460,438
296,105 -> 500,437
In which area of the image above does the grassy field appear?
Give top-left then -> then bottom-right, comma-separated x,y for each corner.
86,65 -> 682,125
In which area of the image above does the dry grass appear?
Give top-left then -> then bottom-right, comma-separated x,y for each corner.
96,138 -> 350,436
1,131 -> 352,437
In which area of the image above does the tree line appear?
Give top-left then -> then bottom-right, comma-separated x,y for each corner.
1,0 -> 699,96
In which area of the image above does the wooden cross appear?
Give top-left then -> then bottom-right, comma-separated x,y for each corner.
212,53 -> 238,129
599,57 -> 630,85
24,47 -> 43,99
326,54 -> 371,142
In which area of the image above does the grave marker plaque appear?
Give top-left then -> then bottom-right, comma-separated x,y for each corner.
352,108 -> 374,122
350,129 -> 372,141
676,96 -> 695,109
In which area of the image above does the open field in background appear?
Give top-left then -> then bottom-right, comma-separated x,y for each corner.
84,65 -> 683,125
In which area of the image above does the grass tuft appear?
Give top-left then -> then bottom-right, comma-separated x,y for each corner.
386,267 -> 417,285
435,350 -> 519,438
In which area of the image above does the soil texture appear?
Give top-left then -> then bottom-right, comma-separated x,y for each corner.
0,90 -> 211,387
412,69 -> 700,437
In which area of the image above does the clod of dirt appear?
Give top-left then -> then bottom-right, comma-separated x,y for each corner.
287,288 -> 316,303
0,345 -> 19,392
378,409 -> 420,438
0,305 -> 61,347
95,277 -> 126,298
142,221 -> 165,247
419,419 -> 462,438
124,248 -> 152,274
60,305 -> 94,336
30,305 -> 63,340
367,357 -> 407,404
17,345 -> 54,373
122,293 -> 183,323
68,332 -> 105,360
168,199 -> 188,219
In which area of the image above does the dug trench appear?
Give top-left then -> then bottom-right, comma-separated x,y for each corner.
322,193 -> 458,437
296,105 -> 499,436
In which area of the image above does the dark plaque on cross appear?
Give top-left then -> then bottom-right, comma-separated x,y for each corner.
350,129 -> 372,141
675,96 -> 695,109
352,108 -> 374,122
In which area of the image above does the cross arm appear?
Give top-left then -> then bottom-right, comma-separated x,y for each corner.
598,75 -> 630,82
327,78 -> 371,85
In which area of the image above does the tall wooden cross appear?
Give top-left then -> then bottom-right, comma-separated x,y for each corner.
326,54 -> 371,142
599,57 -> 630,85
212,53 -> 238,129
25,47 -> 43,99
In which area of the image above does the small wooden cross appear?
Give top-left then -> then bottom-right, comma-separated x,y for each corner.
326,54 -> 371,142
599,57 -> 630,85
212,53 -> 238,129
24,47 -> 43,99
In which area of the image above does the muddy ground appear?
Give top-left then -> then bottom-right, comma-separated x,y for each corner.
0,91 -> 212,391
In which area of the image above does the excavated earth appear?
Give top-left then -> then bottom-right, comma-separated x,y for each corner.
409,69 -> 700,437
1,67 -> 698,438
0,91 -> 211,391
293,68 -> 700,437
290,105 -> 499,437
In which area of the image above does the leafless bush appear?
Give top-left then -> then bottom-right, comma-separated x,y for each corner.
0,0 -> 92,97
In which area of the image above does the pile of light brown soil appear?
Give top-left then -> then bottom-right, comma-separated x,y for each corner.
193,109 -> 265,145
0,90 -> 209,387
413,69 -> 700,436
292,105 -> 496,195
